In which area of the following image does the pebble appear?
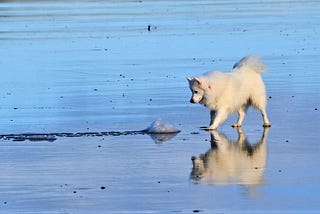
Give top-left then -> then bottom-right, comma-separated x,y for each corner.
191,132 -> 200,135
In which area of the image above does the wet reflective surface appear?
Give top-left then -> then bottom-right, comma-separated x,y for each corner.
0,0 -> 320,213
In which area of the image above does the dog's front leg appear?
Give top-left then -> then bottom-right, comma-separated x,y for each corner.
208,109 -> 228,130
210,110 -> 216,126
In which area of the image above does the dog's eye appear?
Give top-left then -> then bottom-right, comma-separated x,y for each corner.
194,90 -> 198,94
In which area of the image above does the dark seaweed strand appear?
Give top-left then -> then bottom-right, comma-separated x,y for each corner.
0,130 -> 148,142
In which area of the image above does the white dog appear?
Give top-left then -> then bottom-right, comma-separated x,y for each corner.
187,56 -> 271,130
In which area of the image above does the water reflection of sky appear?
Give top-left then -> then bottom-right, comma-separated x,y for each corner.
0,0 -> 319,134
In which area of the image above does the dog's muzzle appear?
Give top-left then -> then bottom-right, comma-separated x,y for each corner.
190,98 -> 195,103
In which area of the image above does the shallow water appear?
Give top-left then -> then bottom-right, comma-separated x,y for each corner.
0,0 -> 319,213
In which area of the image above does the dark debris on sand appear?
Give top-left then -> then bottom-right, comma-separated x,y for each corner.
0,130 -> 148,142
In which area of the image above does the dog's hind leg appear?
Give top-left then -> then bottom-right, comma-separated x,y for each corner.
250,93 -> 271,127
232,107 -> 246,127
260,109 -> 271,127
208,109 -> 228,130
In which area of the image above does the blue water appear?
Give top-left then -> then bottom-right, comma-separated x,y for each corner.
0,0 -> 319,213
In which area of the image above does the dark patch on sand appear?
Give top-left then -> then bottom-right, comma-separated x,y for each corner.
0,130 -> 147,142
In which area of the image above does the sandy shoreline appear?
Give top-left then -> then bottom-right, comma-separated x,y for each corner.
0,0 -> 319,213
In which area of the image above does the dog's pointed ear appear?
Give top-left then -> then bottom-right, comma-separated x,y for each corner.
187,77 -> 193,82
195,77 -> 202,85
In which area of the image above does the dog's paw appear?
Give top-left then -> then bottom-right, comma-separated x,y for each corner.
263,123 -> 271,127
207,125 -> 218,130
231,123 -> 241,128
200,126 -> 217,131
200,126 -> 210,131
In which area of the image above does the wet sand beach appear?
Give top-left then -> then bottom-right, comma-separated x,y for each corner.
0,0 -> 319,213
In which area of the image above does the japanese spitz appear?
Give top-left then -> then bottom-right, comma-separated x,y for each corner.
187,56 -> 271,130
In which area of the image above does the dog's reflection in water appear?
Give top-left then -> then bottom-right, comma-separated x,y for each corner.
191,127 -> 269,186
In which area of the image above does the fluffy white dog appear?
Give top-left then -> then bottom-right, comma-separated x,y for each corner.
187,56 -> 271,130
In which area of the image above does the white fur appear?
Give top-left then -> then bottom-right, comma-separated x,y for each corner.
187,55 -> 271,129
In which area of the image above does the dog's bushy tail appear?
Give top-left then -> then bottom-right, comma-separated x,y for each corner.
233,55 -> 267,73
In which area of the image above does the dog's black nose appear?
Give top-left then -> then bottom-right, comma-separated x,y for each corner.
190,98 -> 195,103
